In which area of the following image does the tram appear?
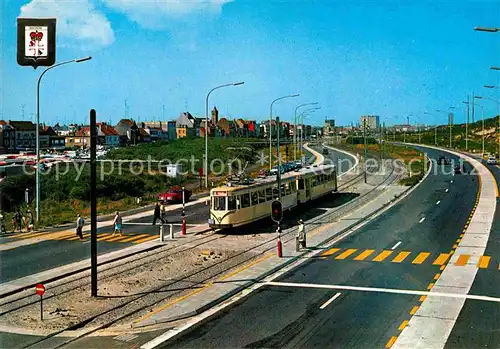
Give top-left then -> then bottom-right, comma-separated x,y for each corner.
208,164 -> 337,230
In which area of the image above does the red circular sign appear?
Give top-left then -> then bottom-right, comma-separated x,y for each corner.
35,283 -> 45,296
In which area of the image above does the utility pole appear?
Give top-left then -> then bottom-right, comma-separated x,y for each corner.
466,97 -> 470,150
472,92 -> 475,124
363,119 -> 367,183
449,112 -> 453,148
90,109 -> 97,297
277,117 -> 282,201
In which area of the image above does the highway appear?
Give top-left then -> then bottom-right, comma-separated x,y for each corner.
159,148 -> 488,348
0,147 -> 355,284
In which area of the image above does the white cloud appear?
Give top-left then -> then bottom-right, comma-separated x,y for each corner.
101,0 -> 233,29
19,0 -> 115,49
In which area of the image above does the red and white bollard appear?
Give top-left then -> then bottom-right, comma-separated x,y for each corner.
181,215 -> 186,235
277,224 -> 283,258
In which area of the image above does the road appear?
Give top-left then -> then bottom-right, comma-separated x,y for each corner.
159,148 -> 489,348
0,147 -> 355,284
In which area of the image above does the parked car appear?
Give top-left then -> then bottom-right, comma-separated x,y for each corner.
437,156 -> 450,165
322,147 -> 329,155
158,186 -> 192,203
257,169 -> 269,178
454,164 -> 463,174
487,155 -> 497,165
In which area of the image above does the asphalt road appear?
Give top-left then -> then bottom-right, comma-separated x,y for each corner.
160,148 -> 482,349
0,148 -> 356,284
444,156 -> 500,349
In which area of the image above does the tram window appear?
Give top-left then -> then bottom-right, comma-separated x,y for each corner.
291,182 -> 296,192
266,187 -> 272,201
285,183 -> 291,196
259,190 -> 266,203
298,178 -> 305,190
251,191 -> 259,206
280,184 -> 286,197
272,186 -> 279,198
241,193 -> 251,208
213,197 -> 226,211
228,196 -> 237,210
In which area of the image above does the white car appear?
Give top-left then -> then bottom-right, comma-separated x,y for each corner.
487,156 -> 497,165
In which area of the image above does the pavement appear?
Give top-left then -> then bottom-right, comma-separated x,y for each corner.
130,146 -> 497,349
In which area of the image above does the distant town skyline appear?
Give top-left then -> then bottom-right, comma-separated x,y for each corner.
2,1 -> 499,127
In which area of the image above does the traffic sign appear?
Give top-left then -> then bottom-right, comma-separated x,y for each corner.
35,283 -> 45,296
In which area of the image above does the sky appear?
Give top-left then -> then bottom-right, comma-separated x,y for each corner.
1,0 -> 499,127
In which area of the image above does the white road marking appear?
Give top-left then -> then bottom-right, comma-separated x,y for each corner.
451,180 -> 454,183
319,292 -> 342,309
419,217 -> 425,223
445,189 -> 449,192
436,201 -> 441,205
391,241 -> 402,250
264,281 -> 500,303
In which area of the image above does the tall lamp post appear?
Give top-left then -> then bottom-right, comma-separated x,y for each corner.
269,94 -> 299,170
475,95 -> 500,156
204,81 -> 244,188
298,107 -> 320,164
294,102 -> 318,161
471,100 -> 485,155
475,27 -> 500,32
435,107 -> 455,148
424,112 -> 438,145
35,56 -> 92,222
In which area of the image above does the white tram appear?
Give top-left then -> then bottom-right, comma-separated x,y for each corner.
208,164 -> 337,229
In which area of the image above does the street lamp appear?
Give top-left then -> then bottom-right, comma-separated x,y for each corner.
474,26 -> 500,32
472,99 -> 485,155
491,67 -> 500,71
475,96 -> 500,156
298,107 -> 320,164
294,102 -> 319,161
424,112 -> 438,145
204,81 -> 244,188
269,94 -> 299,170
435,107 -> 455,148
484,85 -> 499,89
35,56 -> 92,222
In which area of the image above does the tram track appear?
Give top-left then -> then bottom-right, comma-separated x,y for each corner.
18,156 -> 401,349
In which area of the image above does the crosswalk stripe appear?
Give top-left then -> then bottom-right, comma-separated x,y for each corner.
335,249 -> 358,260
105,234 -> 130,242
412,252 -> 430,264
133,235 -> 158,244
14,232 -> 48,239
119,234 -> 151,243
52,232 -> 77,240
432,253 -> 450,265
353,249 -> 375,261
97,234 -> 118,242
321,248 -> 340,257
373,250 -> 393,262
478,256 -> 491,269
66,235 -> 82,241
392,251 -> 411,263
455,254 -> 470,266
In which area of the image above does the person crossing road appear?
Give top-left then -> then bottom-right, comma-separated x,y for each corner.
113,211 -> 123,236
152,203 -> 166,225
76,214 -> 85,240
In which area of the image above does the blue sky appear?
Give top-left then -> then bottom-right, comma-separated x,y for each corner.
1,0 -> 499,127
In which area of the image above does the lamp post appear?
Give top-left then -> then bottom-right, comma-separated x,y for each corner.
424,112 -> 438,145
471,100 -> 485,155
205,82 -> 244,188
435,107 -> 455,148
294,102 -> 318,161
269,94 -> 299,170
35,56 -> 92,222
475,95 -> 500,156
475,26 -> 500,32
298,107 -> 320,164
491,67 -> 500,71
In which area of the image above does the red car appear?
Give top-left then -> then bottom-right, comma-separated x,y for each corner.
158,187 -> 192,203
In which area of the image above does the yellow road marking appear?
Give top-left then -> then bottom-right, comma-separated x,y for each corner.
440,265 -> 445,271
432,253 -> 450,265
427,283 -> 435,290
372,250 -> 393,262
353,249 -> 375,261
105,234 -> 131,242
321,248 -> 340,257
419,295 -> 427,302
97,234 -> 116,242
477,256 -> 491,269
398,320 -> 409,331
455,254 -> 470,266
386,336 -> 398,348
119,234 -> 151,243
53,232 -> 79,240
412,252 -> 430,264
133,235 -> 159,244
392,251 -> 411,263
433,273 -> 441,280
13,231 -> 49,239
410,306 -> 419,315
335,249 -> 358,260
455,239 -> 461,243
452,244 -> 458,249
66,235 -> 82,241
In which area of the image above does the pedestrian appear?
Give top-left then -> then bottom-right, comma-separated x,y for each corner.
113,211 -> 123,236
152,203 -> 165,225
14,209 -> 22,232
160,202 -> 168,223
0,211 -> 6,235
297,219 -> 306,249
26,209 -> 34,232
76,214 -> 85,240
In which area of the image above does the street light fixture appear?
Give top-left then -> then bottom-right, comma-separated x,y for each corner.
484,85 -> 499,89
474,26 -> 500,32
298,107 -> 320,164
269,94 -> 300,170
294,102 -> 319,161
204,81 -> 244,188
491,66 -> 500,71
35,56 -> 92,222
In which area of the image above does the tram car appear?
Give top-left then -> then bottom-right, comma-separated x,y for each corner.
208,164 -> 337,230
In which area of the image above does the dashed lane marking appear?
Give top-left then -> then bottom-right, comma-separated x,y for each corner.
419,217 -> 425,223
319,292 -> 342,309
391,241 -> 402,250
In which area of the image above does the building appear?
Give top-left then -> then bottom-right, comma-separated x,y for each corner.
97,123 -> 120,147
211,107 -> 219,125
5,121 -> 36,151
40,125 -> 57,149
175,112 -> 199,138
167,121 -> 176,140
324,119 -> 335,137
360,115 -> 380,130
115,119 -> 139,144
66,127 -> 90,149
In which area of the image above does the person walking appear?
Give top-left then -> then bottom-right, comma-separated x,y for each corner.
296,219 -> 306,249
14,210 -> 23,232
76,214 -> 85,240
160,202 -> 168,223
113,211 -> 123,236
152,203 -> 165,225
0,211 -> 6,235
26,209 -> 34,232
